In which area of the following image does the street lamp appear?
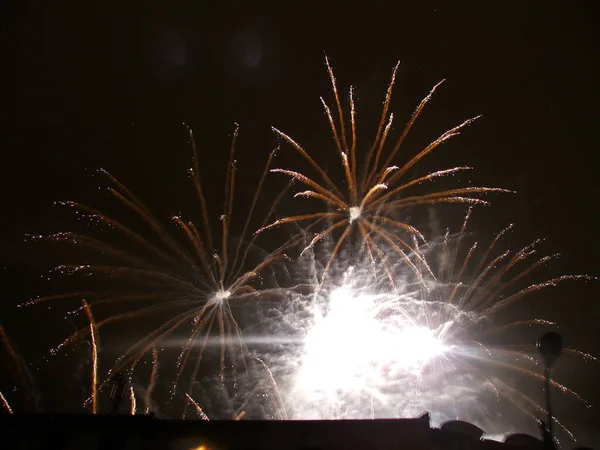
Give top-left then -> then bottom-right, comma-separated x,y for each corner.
537,332 -> 563,450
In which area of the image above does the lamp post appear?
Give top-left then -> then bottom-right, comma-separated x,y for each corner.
537,332 -> 562,450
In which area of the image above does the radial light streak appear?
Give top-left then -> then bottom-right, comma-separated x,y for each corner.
257,56 -> 510,282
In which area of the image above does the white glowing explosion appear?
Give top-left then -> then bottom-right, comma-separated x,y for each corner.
276,265 -> 501,429
295,286 -> 444,400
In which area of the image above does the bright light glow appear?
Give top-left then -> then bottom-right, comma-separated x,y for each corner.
275,260 -> 539,433
214,289 -> 231,300
294,285 -> 445,413
208,289 -> 231,307
348,206 -> 361,223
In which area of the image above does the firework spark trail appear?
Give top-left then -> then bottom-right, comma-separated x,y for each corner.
181,314 -> 217,419
418,211 -> 595,325
81,301 -> 99,414
478,319 -> 558,337
129,385 -> 137,415
185,393 -> 210,420
184,386 -> 250,420
257,56 -> 511,283
255,356 -> 288,419
516,363 -> 587,407
492,378 -> 576,444
0,391 -> 12,414
0,324 -> 33,411
455,345 -> 589,406
564,348 -> 598,362
144,348 -> 159,414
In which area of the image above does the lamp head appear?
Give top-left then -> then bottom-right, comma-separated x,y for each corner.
537,332 -> 563,369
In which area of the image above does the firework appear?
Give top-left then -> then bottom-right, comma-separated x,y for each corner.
13,56 -> 597,444
257,57 -> 509,282
260,208 -> 594,443
23,125 -> 293,412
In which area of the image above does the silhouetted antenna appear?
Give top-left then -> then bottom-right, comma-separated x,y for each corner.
108,372 -> 128,413
537,332 -> 563,450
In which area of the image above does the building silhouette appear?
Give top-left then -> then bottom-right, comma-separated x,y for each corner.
1,412 -> 593,450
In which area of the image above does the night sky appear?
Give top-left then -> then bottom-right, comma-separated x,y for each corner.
1,1 -> 599,446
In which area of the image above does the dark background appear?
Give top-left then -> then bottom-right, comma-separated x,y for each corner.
1,1 -> 598,447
